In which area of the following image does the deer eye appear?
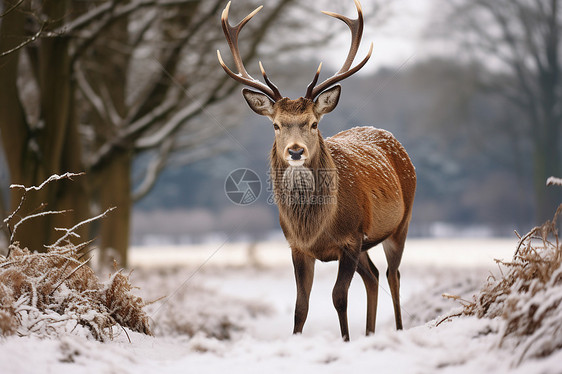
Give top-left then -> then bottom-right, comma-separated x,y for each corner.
273,123 -> 280,131
311,122 -> 318,130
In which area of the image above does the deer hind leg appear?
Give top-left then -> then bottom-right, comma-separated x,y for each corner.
291,248 -> 315,334
356,251 -> 379,335
382,232 -> 407,330
333,246 -> 360,341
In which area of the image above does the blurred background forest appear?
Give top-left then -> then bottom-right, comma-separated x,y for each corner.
0,0 -> 560,266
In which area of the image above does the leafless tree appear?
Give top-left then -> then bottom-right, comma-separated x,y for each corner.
440,0 -> 562,222
0,0 -> 298,265
0,0 -> 390,265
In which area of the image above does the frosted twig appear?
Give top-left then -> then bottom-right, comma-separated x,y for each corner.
0,21 -> 44,58
4,172 -> 85,243
10,172 -> 85,192
49,207 -> 116,249
54,230 -> 81,240
7,210 -> 70,254
514,227 -> 539,258
436,313 -> 462,327
546,176 -> 562,186
442,293 -> 472,306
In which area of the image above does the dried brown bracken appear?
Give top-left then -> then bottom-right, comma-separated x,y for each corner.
0,174 -> 151,341
442,204 -> 562,365
0,243 -> 152,341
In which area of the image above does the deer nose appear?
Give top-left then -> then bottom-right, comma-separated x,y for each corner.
288,148 -> 304,160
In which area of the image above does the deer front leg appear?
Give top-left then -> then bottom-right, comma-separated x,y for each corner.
292,248 -> 315,334
333,247 -> 359,341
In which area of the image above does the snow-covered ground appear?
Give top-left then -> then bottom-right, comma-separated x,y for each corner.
2,238 -> 561,373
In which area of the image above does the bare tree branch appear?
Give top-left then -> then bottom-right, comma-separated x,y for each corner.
131,138 -> 174,201
0,0 -> 23,18
0,22 -> 44,58
75,63 -> 110,125
57,0 -> 200,36
49,206 -> 116,249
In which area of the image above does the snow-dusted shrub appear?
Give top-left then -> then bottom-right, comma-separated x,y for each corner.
0,173 -> 151,341
452,204 -> 562,364
0,243 -> 151,341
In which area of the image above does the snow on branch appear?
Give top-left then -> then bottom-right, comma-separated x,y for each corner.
76,61 -> 123,127
132,139 -> 174,202
88,98 -> 179,170
49,207 -> 116,249
75,64 -> 109,124
0,0 -> 44,58
547,176 -> 562,186
9,172 -> 84,193
99,84 -> 124,127
11,210 -> 70,245
2,173 -> 114,261
4,173 -> 85,242
171,141 -> 231,167
0,22 -> 44,58
125,89 -> 182,138
134,99 -> 204,149
55,0 -> 200,36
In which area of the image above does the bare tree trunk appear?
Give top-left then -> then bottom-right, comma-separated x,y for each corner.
0,0 -> 45,251
97,152 -> 132,267
0,0 -> 308,261
54,85 -> 91,242
0,0 -> 90,251
82,1 -> 132,266
0,1 -> 28,182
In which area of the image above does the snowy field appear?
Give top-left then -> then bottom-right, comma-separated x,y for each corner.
2,238 -> 562,373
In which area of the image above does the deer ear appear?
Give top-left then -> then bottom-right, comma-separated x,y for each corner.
242,88 -> 275,118
314,85 -> 341,115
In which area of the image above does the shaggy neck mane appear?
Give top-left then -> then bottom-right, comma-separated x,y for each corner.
270,134 -> 338,242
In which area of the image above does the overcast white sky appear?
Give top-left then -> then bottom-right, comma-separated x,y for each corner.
320,0 -> 438,73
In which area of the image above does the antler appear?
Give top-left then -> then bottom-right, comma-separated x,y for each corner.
305,0 -> 373,100
217,1 -> 282,101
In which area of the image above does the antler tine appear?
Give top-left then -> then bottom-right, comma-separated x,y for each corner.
221,2 -> 261,77
305,62 -> 323,99
305,0 -> 372,100
311,42 -> 373,99
323,0 -> 364,74
259,61 -> 282,100
217,2 -> 283,101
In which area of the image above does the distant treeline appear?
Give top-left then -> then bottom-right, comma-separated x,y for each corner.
134,58 -> 555,238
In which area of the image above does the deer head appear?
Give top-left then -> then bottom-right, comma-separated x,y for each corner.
217,0 -> 373,167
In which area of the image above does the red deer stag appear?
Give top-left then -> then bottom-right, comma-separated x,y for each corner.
218,0 -> 416,341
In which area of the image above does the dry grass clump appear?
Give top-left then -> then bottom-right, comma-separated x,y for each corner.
445,204 -> 562,364
0,173 -> 151,341
0,243 -> 151,341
